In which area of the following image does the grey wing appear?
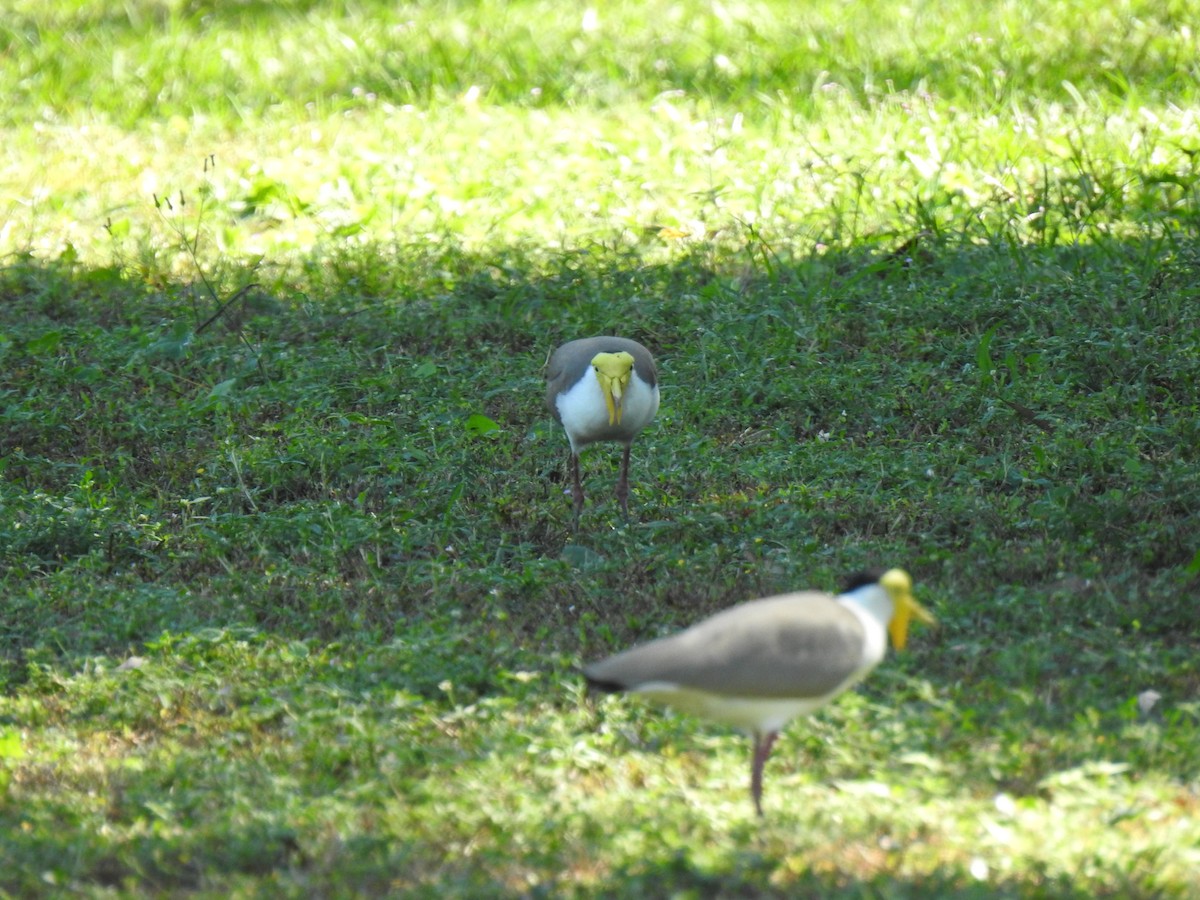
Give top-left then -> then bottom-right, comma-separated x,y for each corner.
544,347 -> 574,419
633,346 -> 658,387
545,360 -> 565,419
585,594 -> 867,699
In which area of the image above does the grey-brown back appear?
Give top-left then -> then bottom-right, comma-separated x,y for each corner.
584,592 -> 867,699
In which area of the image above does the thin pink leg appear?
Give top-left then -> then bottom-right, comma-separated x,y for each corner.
616,444 -> 632,519
570,453 -> 585,528
750,731 -> 778,817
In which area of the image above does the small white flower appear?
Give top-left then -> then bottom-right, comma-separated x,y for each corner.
1137,690 -> 1162,715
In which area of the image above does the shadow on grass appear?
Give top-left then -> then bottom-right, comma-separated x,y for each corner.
3,227 -> 1198,661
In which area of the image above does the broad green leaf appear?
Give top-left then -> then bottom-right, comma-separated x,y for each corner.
464,414 -> 500,437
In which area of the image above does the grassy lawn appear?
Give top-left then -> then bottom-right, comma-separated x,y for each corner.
2,0 -> 1200,895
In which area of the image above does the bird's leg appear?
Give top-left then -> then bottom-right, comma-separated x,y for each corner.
750,731 -> 778,817
570,452 -> 585,529
616,443 -> 632,519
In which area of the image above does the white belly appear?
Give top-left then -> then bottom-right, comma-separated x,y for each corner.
631,683 -> 838,733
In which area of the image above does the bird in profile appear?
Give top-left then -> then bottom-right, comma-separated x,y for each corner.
583,568 -> 935,816
545,336 -> 659,527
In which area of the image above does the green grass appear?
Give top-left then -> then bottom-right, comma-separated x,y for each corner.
3,0 -> 1200,895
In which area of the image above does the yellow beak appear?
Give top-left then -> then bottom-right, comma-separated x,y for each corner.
881,568 -> 936,650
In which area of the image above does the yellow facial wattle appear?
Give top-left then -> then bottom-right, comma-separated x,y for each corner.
880,567 -> 936,650
591,351 -> 635,426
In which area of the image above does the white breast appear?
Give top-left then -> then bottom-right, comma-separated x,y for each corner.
556,370 -> 659,452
